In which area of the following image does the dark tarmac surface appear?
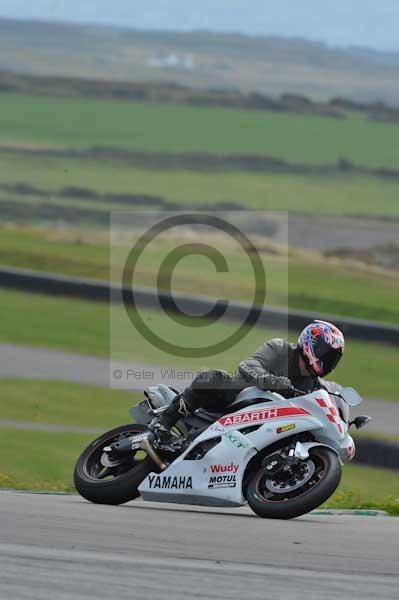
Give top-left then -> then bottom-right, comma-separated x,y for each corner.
1,491 -> 398,600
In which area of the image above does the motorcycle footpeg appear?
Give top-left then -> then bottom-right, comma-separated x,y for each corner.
154,439 -> 185,454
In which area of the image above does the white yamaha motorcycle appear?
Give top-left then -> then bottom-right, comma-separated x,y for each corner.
74,385 -> 371,519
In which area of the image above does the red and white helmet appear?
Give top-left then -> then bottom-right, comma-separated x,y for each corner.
298,320 -> 345,377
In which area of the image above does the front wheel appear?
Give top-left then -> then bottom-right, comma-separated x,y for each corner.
247,447 -> 342,520
74,424 -> 158,505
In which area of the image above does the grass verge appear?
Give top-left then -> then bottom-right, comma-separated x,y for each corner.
0,379 -> 140,428
0,428 -> 92,493
323,464 -> 399,515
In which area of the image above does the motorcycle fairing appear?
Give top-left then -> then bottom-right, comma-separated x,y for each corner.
138,394 -> 327,507
138,430 -> 256,507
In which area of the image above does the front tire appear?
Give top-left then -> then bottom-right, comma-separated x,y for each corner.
74,424 -> 158,505
247,447 -> 342,519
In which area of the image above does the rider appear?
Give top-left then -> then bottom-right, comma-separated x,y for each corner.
150,320 -> 345,442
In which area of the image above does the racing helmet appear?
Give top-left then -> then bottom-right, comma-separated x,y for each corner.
298,320 -> 345,377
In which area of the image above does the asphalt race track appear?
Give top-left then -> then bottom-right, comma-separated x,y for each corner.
1,491 -> 398,600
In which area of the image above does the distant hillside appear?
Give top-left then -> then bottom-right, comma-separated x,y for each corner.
1,18 -> 399,104
3,70 -> 399,125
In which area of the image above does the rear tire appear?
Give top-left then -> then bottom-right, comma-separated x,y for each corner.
74,424 -> 158,505
247,447 -> 341,519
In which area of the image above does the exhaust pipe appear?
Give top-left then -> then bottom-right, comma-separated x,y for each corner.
141,438 -> 167,471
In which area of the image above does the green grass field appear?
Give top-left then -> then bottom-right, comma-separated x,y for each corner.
1,93 -> 399,168
322,464 -> 399,514
0,380 -> 140,492
2,226 -> 399,324
2,152 -> 399,217
0,288 -> 397,401
0,379 -> 139,428
0,429 -> 93,492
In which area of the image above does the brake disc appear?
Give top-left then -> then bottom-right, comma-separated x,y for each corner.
265,459 -> 316,494
100,452 -> 127,468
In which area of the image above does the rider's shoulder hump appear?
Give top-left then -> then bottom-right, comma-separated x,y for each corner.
267,338 -> 288,349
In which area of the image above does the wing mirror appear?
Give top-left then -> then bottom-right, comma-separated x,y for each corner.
349,415 -> 372,430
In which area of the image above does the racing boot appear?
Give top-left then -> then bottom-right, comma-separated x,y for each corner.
148,393 -> 192,447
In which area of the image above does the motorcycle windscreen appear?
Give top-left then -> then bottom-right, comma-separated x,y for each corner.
340,387 -> 362,406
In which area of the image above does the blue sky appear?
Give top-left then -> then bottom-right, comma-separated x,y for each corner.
1,0 -> 398,51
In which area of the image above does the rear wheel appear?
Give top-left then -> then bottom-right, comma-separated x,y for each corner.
74,424 -> 158,505
247,447 -> 341,519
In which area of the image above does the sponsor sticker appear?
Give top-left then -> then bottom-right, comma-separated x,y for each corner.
276,423 -> 296,434
210,462 -> 239,474
210,424 -> 226,434
148,474 -> 193,490
130,432 -> 149,450
219,406 -> 310,427
224,431 -> 251,449
208,474 -> 237,489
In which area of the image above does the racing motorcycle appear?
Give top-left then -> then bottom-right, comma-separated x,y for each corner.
74,384 -> 371,519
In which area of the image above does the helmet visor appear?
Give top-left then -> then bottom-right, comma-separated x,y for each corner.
315,339 -> 343,375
